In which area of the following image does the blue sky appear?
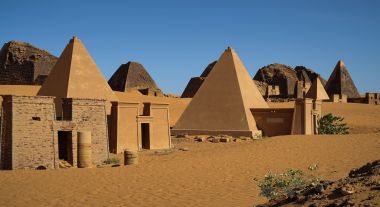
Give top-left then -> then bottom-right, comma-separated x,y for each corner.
1,0 -> 379,95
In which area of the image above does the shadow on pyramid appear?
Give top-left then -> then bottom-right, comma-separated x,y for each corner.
172,47 -> 268,137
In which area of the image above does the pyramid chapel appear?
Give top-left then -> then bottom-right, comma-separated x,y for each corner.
172,47 -> 268,137
0,36 -> 171,170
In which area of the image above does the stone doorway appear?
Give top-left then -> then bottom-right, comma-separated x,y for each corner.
141,123 -> 150,149
58,131 -> 73,165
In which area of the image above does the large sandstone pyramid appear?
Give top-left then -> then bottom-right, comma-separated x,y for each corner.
38,36 -> 117,113
172,47 -> 268,137
306,76 -> 329,100
325,60 -> 360,98
108,61 -> 162,95
0,41 -> 57,85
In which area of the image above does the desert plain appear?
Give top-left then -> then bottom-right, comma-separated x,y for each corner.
0,92 -> 379,207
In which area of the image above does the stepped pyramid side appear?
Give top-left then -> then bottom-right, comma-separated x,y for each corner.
325,60 -> 360,98
173,47 -> 268,137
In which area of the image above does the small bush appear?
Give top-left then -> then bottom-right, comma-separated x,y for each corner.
104,157 -> 120,165
258,167 -> 321,199
258,169 -> 305,199
318,113 -> 349,135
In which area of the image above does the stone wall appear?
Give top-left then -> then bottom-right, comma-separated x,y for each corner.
62,98 -> 108,166
0,95 -> 56,170
0,95 -> 109,170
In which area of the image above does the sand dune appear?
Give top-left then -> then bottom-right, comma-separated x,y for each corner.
0,133 -> 379,207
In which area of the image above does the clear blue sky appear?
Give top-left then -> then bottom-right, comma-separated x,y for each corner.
1,0 -> 379,95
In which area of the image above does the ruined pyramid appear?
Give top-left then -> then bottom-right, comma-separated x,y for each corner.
325,60 -> 360,98
306,76 -> 329,100
38,36 -> 118,113
172,47 -> 268,137
108,61 -> 162,95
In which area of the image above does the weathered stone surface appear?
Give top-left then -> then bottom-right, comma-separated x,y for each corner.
253,63 -> 298,97
294,66 -> 326,85
253,80 -> 268,96
0,41 -> 57,85
108,61 -> 163,96
325,60 -> 361,98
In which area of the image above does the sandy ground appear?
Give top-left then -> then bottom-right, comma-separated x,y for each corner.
0,134 -> 379,207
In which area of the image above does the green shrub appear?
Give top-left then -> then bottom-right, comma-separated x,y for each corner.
258,167 -> 322,199
258,169 -> 305,199
318,113 -> 349,134
104,157 -> 120,165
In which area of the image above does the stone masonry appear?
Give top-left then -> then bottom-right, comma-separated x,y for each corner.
0,95 -> 108,170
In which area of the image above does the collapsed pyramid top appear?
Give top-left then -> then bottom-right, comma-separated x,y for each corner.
108,61 -> 161,92
38,36 -> 118,102
306,76 -> 329,100
325,60 -> 360,98
172,47 -> 268,137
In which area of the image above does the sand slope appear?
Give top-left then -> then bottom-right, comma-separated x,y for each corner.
0,133 -> 379,207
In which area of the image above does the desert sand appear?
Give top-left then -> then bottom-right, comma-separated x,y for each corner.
0,133 -> 379,207
0,88 -> 379,206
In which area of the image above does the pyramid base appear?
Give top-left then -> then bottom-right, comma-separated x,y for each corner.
171,129 -> 262,138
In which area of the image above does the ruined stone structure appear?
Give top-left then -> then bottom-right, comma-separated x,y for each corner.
331,94 -> 348,103
251,98 -> 323,137
291,98 -> 322,135
0,95 -> 108,170
108,62 -> 163,97
295,66 -> 326,85
325,60 -> 360,99
254,64 -> 328,99
110,102 -> 171,153
181,61 -> 217,98
254,80 -> 268,96
294,81 -> 311,99
172,47 -> 268,137
349,93 -> 380,105
0,41 -> 57,85
266,85 -> 280,97
253,63 -> 298,98
0,36 -> 171,170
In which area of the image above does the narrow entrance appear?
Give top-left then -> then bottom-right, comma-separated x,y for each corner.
141,123 -> 150,149
58,131 -> 73,165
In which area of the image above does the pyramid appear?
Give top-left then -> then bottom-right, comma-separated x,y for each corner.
325,60 -> 360,98
172,47 -> 268,137
108,61 -> 161,93
38,36 -> 118,113
305,76 -> 329,100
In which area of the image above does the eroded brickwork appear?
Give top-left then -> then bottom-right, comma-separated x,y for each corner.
0,95 -> 109,170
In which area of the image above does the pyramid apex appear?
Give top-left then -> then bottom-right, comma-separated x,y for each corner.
337,59 -> 345,68
70,36 -> 81,43
225,46 -> 234,52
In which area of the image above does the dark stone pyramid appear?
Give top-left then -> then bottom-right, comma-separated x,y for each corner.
181,61 -> 217,98
108,61 -> 162,94
0,41 -> 57,85
325,60 -> 360,98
